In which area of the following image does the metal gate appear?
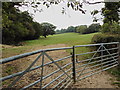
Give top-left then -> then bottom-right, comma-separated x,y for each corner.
0,42 -> 119,89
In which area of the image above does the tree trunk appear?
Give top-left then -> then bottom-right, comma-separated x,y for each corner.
44,35 -> 47,38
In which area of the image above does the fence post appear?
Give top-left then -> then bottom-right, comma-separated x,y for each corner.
71,46 -> 76,83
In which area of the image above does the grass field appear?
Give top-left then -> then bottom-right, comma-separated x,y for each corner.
2,33 -> 98,58
25,33 -> 97,46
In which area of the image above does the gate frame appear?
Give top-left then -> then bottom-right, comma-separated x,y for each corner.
0,42 -> 119,89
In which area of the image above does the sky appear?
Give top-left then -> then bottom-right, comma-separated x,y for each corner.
20,0 -> 105,30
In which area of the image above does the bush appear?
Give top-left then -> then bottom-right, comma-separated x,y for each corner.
91,33 -> 120,44
91,33 -> 120,68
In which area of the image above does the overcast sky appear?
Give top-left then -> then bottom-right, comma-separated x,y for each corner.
20,1 -> 105,30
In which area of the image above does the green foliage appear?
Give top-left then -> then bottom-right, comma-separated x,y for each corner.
91,10 -> 99,16
2,2 -> 56,45
41,22 -> 56,38
91,2 -> 120,23
110,69 -> 120,77
91,33 -> 120,44
102,2 -> 120,23
85,23 -> 101,34
101,21 -> 120,34
56,23 -> 100,34
66,26 -> 76,32
2,2 -> 35,44
55,26 -> 76,34
32,22 -> 43,39
76,23 -> 100,34
108,67 -> 120,87
55,30 -> 62,34
76,25 -> 87,34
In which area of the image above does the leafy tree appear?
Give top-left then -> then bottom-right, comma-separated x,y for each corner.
76,24 -> 100,34
66,26 -> 76,32
41,23 -> 56,38
56,30 -> 61,34
91,2 -> 120,23
60,29 -> 67,33
92,2 -> 120,35
86,23 -> 101,34
32,22 -> 43,39
101,21 -> 120,34
102,2 -> 120,23
55,26 -> 76,34
2,2 -> 43,44
76,25 -> 87,34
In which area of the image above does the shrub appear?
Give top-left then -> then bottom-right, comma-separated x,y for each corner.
91,34 -> 120,44
91,33 -> 120,53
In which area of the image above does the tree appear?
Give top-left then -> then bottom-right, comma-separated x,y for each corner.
76,25 -> 87,34
91,2 -> 120,23
41,23 -> 56,38
102,2 -> 120,23
60,29 -> 67,33
32,22 -> 43,39
66,26 -> 76,32
101,21 -> 120,34
55,30 -> 61,34
91,2 -> 120,34
86,23 -> 101,34
2,2 -> 43,44
55,26 -> 77,34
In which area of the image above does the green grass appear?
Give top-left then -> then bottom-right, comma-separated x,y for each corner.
2,33 -> 98,58
108,67 -> 120,87
25,33 -> 98,46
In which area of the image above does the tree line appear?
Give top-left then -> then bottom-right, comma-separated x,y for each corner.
91,2 -> 120,44
56,23 -> 101,34
2,2 -> 56,45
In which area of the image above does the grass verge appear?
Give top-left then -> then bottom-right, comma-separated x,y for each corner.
108,67 -> 120,87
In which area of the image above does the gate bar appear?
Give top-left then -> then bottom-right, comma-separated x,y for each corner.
77,64 -> 118,81
76,56 -> 118,74
76,55 -> 119,69
77,60 -> 118,78
76,52 -> 118,63
1,42 -> 119,64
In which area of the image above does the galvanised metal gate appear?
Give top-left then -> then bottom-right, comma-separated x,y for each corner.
0,42 -> 119,89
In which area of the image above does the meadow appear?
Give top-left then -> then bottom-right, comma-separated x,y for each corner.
25,33 -> 97,46
2,32 -> 98,58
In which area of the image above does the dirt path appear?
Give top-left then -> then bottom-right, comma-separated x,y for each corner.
70,71 -> 118,88
2,44 -> 119,88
